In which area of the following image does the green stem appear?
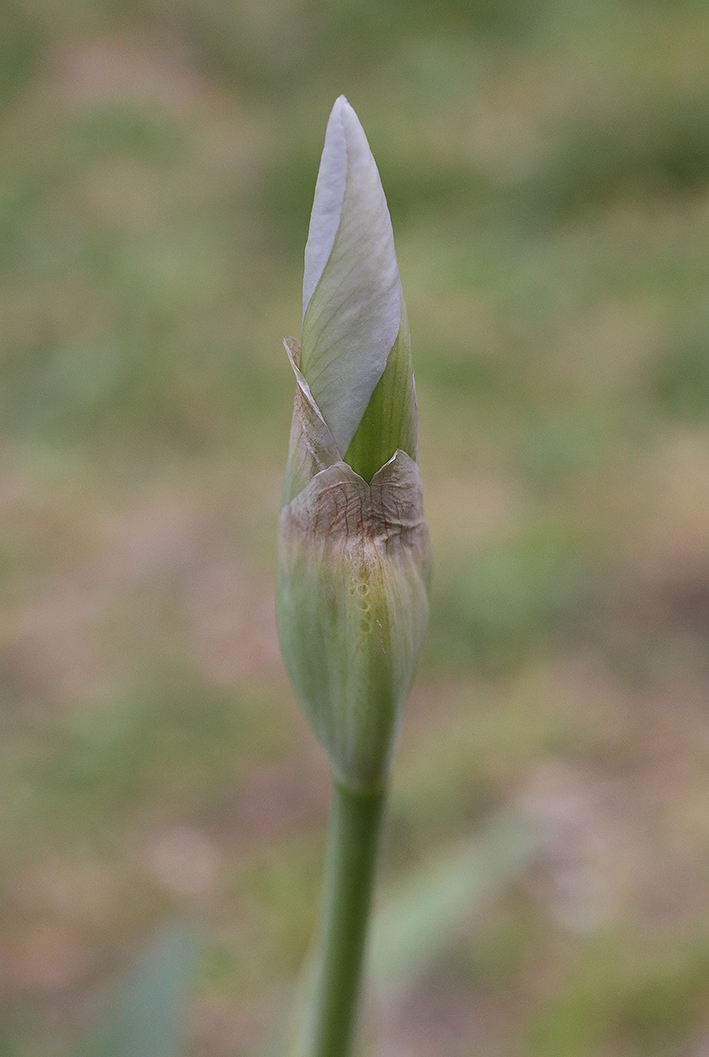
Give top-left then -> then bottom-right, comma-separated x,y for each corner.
309,781 -> 386,1057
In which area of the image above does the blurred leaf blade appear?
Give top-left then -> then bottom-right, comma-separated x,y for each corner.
370,808 -> 545,997
82,924 -> 198,1057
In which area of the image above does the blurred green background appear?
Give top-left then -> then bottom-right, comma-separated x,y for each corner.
2,0 -> 709,1054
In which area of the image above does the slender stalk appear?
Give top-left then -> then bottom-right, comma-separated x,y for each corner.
309,781 -> 386,1057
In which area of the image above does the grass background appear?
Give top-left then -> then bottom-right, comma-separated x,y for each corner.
2,0 -> 709,1054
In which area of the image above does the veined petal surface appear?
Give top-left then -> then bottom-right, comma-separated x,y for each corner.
300,96 -> 401,457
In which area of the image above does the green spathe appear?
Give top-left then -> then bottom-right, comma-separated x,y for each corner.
278,450 -> 430,792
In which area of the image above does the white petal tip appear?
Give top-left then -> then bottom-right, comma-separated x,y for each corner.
300,96 -> 401,455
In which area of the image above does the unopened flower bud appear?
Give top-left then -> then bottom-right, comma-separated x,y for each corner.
277,97 -> 430,792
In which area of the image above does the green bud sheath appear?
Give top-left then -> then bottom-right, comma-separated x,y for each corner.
279,442 -> 430,791
277,98 -> 430,792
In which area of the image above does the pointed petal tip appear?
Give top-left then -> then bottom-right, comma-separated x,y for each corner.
301,95 -> 402,457
302,101 -> 348,320
303,97 -> 380,322
330,95 -> 360,131
331,94 -> 352,115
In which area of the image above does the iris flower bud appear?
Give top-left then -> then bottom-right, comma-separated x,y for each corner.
277,97 -> 431,793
